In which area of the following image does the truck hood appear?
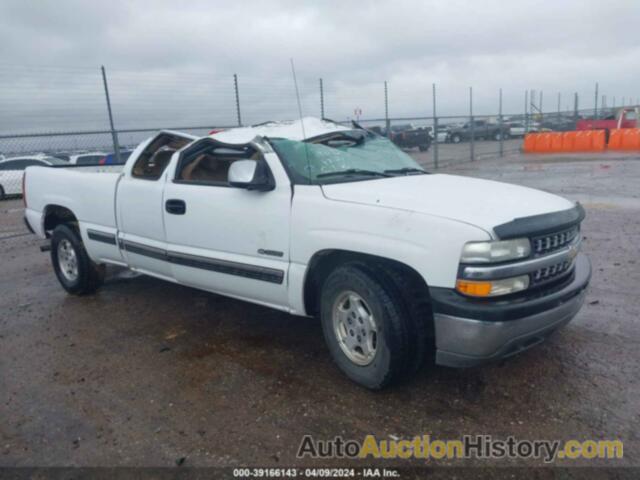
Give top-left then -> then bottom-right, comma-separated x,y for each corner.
321,174 -> 575,236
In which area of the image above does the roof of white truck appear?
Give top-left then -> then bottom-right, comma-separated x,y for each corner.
210,117 -> 349,145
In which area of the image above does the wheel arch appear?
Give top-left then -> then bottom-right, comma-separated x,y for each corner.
43,204 -> 78,237
302,249 -> 433,318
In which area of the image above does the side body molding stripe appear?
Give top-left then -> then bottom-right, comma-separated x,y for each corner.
117,238 -> 285,285
168,251 -> 285,284
87,229 -> 117,245
120,239 -> 167,261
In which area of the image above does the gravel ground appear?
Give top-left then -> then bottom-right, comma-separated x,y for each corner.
0,150 -> 638,472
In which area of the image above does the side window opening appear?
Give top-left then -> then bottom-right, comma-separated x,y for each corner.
175,139 -> 260,186
132,133 -> 193,180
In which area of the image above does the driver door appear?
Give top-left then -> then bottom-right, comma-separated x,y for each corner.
162,139 -> 292,310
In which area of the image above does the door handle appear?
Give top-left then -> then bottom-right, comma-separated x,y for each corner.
165,199 -> 186,215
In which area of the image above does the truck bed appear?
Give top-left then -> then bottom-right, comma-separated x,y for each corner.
24,165 -> 122,238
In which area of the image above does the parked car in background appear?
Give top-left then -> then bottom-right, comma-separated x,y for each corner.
100,150 -> 133,165
0,155 -> 67,199
69,152 -> 107,165
388,124 -> 432,152
540,117 -> 576,132
365,124 -> 431,151
428,125 -> 450,143
50,152 -> 72,162
508,122 -> 541,137
576,107 -> 638,132
448,120 -> 510,143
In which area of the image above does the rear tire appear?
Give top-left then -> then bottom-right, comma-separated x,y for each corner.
0,185 -> 5,201
51,224 -> 104,295
320,264 -> 411,390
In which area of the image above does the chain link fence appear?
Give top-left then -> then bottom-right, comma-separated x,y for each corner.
1,64 -> 637,198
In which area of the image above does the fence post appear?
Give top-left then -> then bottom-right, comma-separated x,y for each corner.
100,66 -> 121,163
384,81 -> 390,137
530,89 -> 536,113
469,86 -> 474,161
233,74 -> 242,127
524,90 -> 529,133
573,92 -> 579,126
594,82 -> 599,119
557,92 -> 561,117
432,83 -> 438,169
319,78 -> 325,119
499,88 -> 504,157
539,90 -> 544,125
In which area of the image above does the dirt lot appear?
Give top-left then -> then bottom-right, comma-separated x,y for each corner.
1,151 -> 639,470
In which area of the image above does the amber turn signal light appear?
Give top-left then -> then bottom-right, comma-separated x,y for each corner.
456,279 -> 493,297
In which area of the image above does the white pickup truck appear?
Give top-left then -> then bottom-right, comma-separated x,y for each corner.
24,117 -> 591,389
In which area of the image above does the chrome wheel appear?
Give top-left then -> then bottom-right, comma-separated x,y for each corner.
332,291 -> 378,366
57,238 -> 79,282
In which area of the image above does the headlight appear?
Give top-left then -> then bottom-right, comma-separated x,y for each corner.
461,238 -> 531,264
456,275 -> 530,297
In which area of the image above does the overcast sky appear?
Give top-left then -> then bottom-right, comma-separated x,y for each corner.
1,0 -> 639,133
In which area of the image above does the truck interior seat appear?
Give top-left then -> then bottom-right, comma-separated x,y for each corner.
145,149 -> 174,178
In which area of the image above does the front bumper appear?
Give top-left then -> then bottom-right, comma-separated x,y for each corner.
432,253 -> 591,368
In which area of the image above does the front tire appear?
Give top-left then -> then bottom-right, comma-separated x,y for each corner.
51,224 -> 104,295
0,185 -> 5,201
320,264 -> 411,390
451,134 -> 461,144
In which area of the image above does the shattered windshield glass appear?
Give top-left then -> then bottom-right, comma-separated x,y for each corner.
269,131 -> 425,184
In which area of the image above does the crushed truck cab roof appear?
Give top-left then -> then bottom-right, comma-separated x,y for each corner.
210,117 -> 350,144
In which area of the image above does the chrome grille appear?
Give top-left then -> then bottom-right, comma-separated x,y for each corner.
532,225 -> 580,256
531,259 -> 573,285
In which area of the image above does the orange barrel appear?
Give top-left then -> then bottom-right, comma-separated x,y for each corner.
621,129 -> 640,150
574,130 -> 593,151
549,132 -> 563,152
535,132 -> 552,152
592,130 -> 606,151
523,133 -> 537,153
561,131 -> 576,152
608,129 -> 624,150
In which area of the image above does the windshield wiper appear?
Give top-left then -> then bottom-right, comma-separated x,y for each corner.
317,169 -> 391,179
383,167 -> 427,175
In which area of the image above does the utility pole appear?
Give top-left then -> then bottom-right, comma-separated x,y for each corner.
524,90 -> 529,132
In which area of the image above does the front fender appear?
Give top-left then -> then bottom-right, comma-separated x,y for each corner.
290,186 -> 491,293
